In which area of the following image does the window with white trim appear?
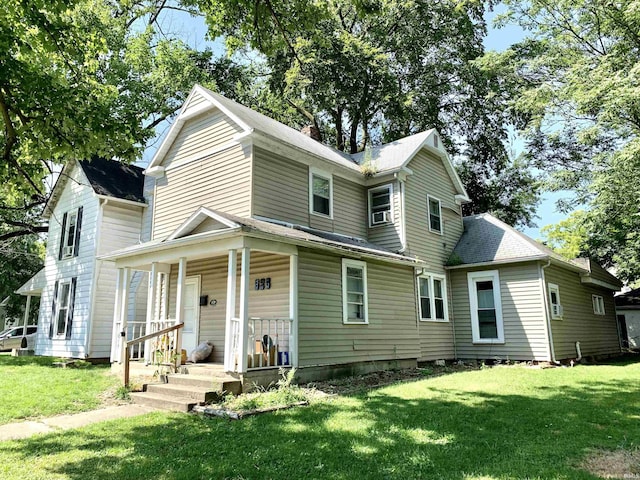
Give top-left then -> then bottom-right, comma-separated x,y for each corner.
58,206 -> 83,260
548,283 -> 562,319
309,168 -> 332,217
427,196 -> 442,234
52,278 -> 76,339
342,259 -> 368,324
368,184 -> 393,226
468,270 -> 504,343
418,273 -> 448,322
592,295 -> 605,315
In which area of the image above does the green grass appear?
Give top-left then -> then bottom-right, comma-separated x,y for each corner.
0,354 -> 118,425
0,359 -> 639,479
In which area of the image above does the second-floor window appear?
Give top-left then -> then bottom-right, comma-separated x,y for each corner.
58,206 -> 83,260
368,184 -> 393,226
427,196 -> 442,234
309,168 -> 332,217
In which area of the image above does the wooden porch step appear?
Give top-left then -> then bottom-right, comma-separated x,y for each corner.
166,374 -> 242,395
145,383 -> 221,403
130,392 -> 197,412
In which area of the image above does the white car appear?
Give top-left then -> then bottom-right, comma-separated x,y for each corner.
0,326 -> 38,351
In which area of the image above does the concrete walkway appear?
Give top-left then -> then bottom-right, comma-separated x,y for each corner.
0,404 -> 157,441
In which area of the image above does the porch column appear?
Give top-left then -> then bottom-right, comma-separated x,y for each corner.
144,262 -> 158,364
238,247 -> 250,373
22,295 -> 32,337
224,249 -> 237,371
119,267 -> 131,364
289,254 -> 299,368
175,257 -> 187,366
110,268 -> 123,363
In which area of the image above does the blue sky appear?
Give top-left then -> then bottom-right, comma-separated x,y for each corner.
145,5 -> 571,240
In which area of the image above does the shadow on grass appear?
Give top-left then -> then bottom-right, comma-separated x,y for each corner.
2,373 -> 639,480
0,355 -> 108,370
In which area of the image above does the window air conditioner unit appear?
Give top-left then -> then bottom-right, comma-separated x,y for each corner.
64,245 -> 74,257
371,210 -> 391,225
552,304 -> 563,317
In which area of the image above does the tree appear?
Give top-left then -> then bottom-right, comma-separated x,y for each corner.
0,0 -> 253,242
493,0 -> 640,280
191,0 -> 540,226
539,210 -> 588,260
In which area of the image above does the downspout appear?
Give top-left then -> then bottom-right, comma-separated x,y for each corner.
85,198 -> 106,358
396,175 -> 407,253
539,260 -> 558,364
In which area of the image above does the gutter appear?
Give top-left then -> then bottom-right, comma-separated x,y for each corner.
539,259 -> 557,363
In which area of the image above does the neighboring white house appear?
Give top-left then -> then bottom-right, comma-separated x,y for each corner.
26,158 -> 148,359
615,288 -> 640,349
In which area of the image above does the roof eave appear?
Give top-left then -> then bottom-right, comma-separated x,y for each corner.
445,255 -> 548,270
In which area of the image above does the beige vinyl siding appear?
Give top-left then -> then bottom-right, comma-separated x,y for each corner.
404,150 -> 463,272
153,143 -> 252,239
297,248 -> 419,367
450,262 -> 550,361
252,147 -> 367,238
167,252 -> 290,363
587,260 -> 620,286
367,180 -> 402,252
545,265 -> 620,359
182,90 -> 209,113
418,316 -> 456,361
161,109 -> 242,170
91,203 -> 144,358
252,147 -> 308,225
332,177 -> 367,237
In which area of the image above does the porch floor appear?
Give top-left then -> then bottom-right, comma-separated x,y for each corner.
111,361 -> 237,380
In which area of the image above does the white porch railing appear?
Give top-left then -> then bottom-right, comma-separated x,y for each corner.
113,321 -> 147,361
233,317 -> 293,370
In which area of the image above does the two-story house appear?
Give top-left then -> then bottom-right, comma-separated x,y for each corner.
101,85 -> 622,390
30,157 -> 147,359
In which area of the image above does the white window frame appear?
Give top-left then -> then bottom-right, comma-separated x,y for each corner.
309,167 -> 333,218
342,259 -> 368,325
427,195 -> 443,235
592,295 -> 605,315
468,270 -> 504,344
417,272 -> 449,322
548,283 -> 563,319
368,183 -> 394,227
54,279 -> 73,339
62,210 -> 78,259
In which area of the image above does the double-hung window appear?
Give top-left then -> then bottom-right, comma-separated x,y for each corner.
427,195 -> 442,234
50,278 -> 77,340
418,273 -> 448,322
592,295 -> 605,315
548,283 -> 562,319
342,259 -> 368,324
58,207 -> 83,260
309,168 -> 332,217
468,270 -> 504,343
368,184 -> 393,226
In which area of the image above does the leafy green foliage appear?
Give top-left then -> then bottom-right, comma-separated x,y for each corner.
539,210 -> 588,260
492,0 -> 640,279
192,0 -> 540,226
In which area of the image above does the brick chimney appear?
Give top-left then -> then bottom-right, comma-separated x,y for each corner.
301,125 -> 322,142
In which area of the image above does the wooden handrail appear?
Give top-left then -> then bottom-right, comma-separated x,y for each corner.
124,322 -> 184,386
126,323 -> 183,347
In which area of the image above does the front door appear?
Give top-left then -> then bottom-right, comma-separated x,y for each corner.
182,276 -> 201,356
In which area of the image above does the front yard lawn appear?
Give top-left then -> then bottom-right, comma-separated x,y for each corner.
0,354 -> 118,425
0,358 -> 639,479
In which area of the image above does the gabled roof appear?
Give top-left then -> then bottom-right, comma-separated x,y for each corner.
450,213 -> 585,271
79,157 -> 145,203
44,158 -> 145,218
167,207 -> 240,240
147,85 -> 469,200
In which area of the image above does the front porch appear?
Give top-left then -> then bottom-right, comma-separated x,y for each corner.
109,233 -> 299,387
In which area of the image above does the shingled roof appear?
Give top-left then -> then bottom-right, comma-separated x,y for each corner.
616,287 -> 640,308
450,213 -> 584,270
79,157 -> 145,203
